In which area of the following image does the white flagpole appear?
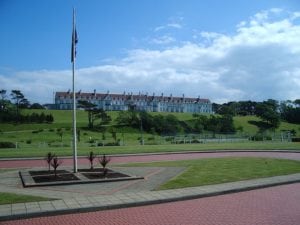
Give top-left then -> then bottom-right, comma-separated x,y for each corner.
72,8 -> 78,173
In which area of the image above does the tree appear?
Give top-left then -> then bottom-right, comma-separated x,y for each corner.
294,99 -> 300,107
116,110 -> 139,128
0,90 -> 8,111
194,114 -> 209,133
207,115 -> 221,136
280,100 -> 300,124
0,90 -> 6,100
78,100 -> 97,128
45,114 -> 54,123
255,103 -> 280,129
138,111 -> 154,132
0,90 -> 12,122
87,151 -> 96,170
78,100 -> 111,129
11,90 -> 25,107
10,90 -> 27,118
98,154 -> 111,176
50,155 -> 63,178
219,115 -> 236,133
45,152 -> 54,172
30,103 -> 44,109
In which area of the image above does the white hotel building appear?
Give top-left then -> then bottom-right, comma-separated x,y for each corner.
55,90 -> 213,113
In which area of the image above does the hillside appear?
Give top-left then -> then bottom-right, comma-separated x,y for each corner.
0,109 -> 299,135
0,109 -> 299,158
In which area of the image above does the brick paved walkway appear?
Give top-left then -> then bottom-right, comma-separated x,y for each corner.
2,183 -> 300,225
0,151 -> 299,224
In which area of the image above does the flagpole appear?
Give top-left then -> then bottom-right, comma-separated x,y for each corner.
72,8 -> 78,173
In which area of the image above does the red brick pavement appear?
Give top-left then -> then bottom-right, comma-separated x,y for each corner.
1,151 -> 300,169
2,183 -> 300,225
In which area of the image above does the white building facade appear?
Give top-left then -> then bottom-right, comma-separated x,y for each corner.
55,91 -> 213,113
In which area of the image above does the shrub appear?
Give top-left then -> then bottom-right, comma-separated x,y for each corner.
98,154 -> 111,176
191,139 -> 202,143
165,137 -> 174,142
0,142 -> 16,148
26,139 -> 32,144
97,142 -> 119,147
50,155 -> 63,177
249,133 -> 272,141
87,151 -> 96,170
45,152 -> 54,172
292,137 -> 300,142
148,136 -> 155,141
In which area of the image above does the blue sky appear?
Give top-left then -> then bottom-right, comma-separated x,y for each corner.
0,0 -> 300,103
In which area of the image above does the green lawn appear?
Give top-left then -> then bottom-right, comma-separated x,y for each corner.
123,157 -> 300,190
0,142 -> 299,158
0,192 -> 53,205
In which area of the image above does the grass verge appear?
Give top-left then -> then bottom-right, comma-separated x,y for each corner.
122,157 -> 300,190
0,142 -> 299,158
0,192 -> 54,205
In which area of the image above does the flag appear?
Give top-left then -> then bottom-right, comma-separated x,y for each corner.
71,13 -> 78,62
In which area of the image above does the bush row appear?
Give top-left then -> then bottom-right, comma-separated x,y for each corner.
0,142 -> 16,148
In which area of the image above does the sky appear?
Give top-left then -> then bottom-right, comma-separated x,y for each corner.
0,0 -> 300,104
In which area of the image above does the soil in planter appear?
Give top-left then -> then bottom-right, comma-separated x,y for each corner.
78,168 -> 113,173
29,170 -> 69,176
32,173 -> 79,183
82,172 -> 130,179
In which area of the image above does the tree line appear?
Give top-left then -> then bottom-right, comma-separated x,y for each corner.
79,98 -> 300,138
213,99 -> 300,128
0,89 -> 53,123
78,99 -> 236,136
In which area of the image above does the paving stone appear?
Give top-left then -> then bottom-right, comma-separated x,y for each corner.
11,203 -> 25,211
25,202 -> 40,209
26,207 -> 41,213
38,204 -> 55,212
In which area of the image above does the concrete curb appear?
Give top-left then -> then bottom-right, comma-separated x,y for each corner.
1,173 -> 300,222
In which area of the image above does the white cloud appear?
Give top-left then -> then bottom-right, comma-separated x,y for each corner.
167,23 -> 182,29
154,16 -> 184,32
1,8 -> 300,104
150,35 -> 176,45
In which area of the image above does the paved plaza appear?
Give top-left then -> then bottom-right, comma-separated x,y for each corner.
0,151 -> 299,224
2,183 -> 300,225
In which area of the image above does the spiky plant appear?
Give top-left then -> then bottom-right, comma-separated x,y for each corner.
50,155 -> 62,178
45,152 -> 54,172
98,154 -> 111,176
87,151 -> 96,170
